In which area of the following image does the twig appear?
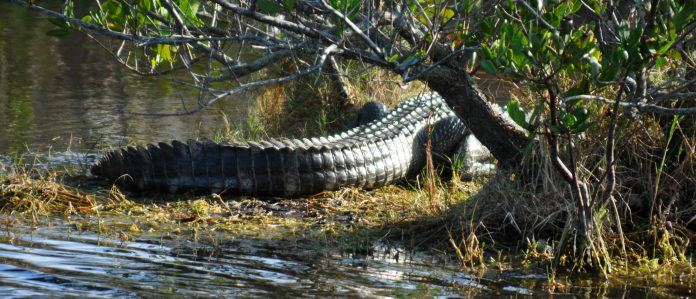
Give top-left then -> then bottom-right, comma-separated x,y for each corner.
597,82 -> 627,258
211,0 -> 330,41
132,45 -> 341,116
517,0 -> 557,33
206,49 -> 294,82
653,91 -> 696,101
562,95 -> 696,115
319,0 -> 384,58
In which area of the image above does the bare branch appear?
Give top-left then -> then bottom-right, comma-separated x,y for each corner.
562,95 -> 696,115
210,0 -> 330,41
653,91 -> 696,101
517,0 -> 557,33
319,0 -> 384,58
134,45 -> 342,116
206,49 -> 295,82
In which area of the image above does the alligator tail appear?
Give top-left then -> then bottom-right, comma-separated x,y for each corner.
90,136 -> 403,197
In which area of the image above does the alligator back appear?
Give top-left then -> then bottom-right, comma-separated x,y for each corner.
90,93 -> 467,196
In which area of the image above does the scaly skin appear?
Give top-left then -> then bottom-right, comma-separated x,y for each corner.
91,93 -> 469,196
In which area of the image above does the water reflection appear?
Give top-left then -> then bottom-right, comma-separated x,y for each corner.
0,3 -> 253,157
4,83 -> 33,157
0,220 -> 689,298
0,223 -> 474,297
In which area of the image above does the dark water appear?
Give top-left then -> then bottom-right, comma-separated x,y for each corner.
0,3 -> 252,159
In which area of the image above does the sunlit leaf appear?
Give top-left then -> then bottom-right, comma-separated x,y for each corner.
562,113 -> 577,127
159,44 -> 173,63
388,53 -> 399,63
657,39 -> 675,55
569,0 -> 582,13
107,21 -> 123,31
62,0 -> 74,18
506,101 -> 529,129
179,0 -> 202,25
655,56 -> 669,68
440,7 -> 455,23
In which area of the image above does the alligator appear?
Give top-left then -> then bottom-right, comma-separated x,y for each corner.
91,93 -> 475,197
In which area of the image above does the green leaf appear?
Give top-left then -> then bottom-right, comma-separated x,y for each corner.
46,28 -> 72,37
564,79 -> 590,101
89,11 -> 105,27
570,107 -> 589,126
657,39 -> 675,55
440,7 -> 455,23
48,18 -> 68,28
62,0 -> 75,18
626,26 -> 643,48
257,0 -> 283,13
481,44 -> 494,60
571,120 -> 597,134
138,0 -> 152,12
549,125 -> 563,134
158,44 -> 172,62
506,101 -> 529,129
655,56 -> 669,68
570,0 -> 582,14
480,59 -> 498,74
284,0 -> 296,11
562,113 -> 577,127
588,56 -> 601,79
673,4 -> 695,31
179,0 -> 202,25
388,53 -> 399,63
620,49 -> 629,61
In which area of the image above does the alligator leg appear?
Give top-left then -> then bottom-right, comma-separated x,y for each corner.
346,101 -> 390,129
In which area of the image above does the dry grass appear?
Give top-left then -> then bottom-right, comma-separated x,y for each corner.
229,68 -> 429,141
0,171 -> 96,217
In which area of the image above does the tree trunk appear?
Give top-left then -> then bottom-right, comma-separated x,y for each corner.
422,65 -> 530,168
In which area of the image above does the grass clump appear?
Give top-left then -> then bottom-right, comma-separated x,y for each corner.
0,170 -> 96,217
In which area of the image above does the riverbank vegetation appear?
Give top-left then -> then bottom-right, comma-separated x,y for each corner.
1,72 -> 693,288
3,0 -> 695,289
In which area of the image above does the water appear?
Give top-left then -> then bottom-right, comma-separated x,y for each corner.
0,3 -> 253,158
0,220 -> 495,298
1,217 -> 692,298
